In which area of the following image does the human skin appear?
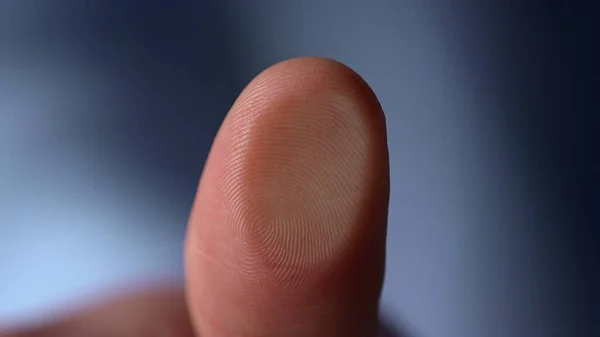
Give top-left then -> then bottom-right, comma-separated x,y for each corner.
3,57 -> 390,337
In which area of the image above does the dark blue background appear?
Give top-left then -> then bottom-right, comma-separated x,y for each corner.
1,1 -> 597,336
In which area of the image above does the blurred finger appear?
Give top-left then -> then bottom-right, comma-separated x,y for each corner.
185,57 -> 390,337
1,287 -> 194,337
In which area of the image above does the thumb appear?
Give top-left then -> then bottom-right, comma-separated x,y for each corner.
185,57 -> 390,337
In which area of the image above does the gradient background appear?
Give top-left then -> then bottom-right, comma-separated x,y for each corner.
1,1 -> 598,336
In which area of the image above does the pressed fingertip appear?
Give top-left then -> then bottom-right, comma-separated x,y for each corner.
228,68 -> 386,271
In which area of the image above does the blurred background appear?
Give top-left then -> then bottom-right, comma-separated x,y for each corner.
1,1 -> 598,336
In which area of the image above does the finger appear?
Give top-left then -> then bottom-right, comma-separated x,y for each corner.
1,287 -> 195,337
185,57 -> 390,337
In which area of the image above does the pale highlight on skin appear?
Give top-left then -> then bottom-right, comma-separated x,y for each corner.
2,57 -> 390,337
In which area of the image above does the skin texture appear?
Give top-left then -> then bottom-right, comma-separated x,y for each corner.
2,57 -> 390,337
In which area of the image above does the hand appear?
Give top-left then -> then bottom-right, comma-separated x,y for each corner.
4,57 -> 390,337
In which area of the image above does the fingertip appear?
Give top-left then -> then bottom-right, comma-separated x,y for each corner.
186,57 -> 389,337
234,57 -> 387,133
